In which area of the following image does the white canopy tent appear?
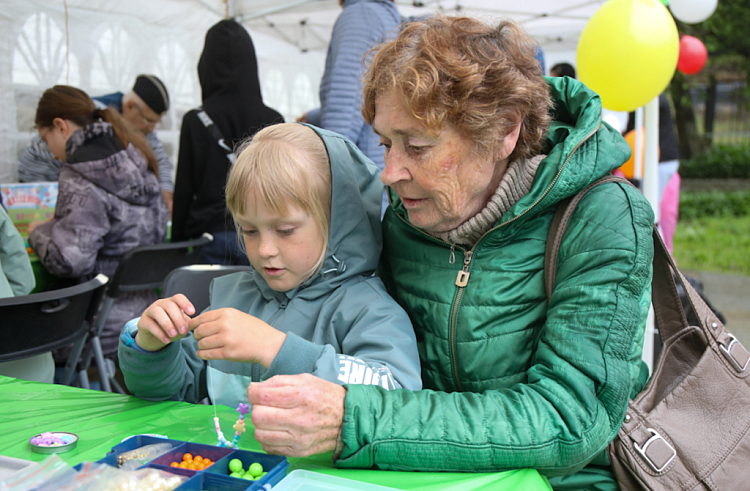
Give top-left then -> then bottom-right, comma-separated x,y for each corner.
0,0 -> 610,183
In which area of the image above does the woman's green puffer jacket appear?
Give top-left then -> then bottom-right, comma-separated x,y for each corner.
336,77 -> 655,491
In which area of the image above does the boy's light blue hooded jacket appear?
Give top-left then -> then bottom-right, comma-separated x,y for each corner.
119,125 -> 422,409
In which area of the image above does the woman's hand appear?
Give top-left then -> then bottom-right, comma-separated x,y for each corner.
247,374 -> 346,457
136,294 -> 196,351
188,308 -> 286,366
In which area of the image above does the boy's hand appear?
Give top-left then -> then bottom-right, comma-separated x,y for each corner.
189,308 -> 286,367
136,295 -> 196,351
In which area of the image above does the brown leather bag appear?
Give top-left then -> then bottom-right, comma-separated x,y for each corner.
546,175 -> 750,491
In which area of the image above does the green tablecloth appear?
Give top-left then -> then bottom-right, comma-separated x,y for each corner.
0,376 -> 551,490
28,255 -> 55,294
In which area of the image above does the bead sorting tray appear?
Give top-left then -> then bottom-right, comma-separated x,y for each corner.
89,435 -> 288,490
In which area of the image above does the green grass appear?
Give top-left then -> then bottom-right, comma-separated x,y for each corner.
673,215 -> 750,276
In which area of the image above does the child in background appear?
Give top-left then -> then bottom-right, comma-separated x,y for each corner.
119,123 -> 421,409
28,85 -> 169,360
0,204 -> 49,383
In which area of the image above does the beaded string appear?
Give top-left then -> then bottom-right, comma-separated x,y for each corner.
208,360 -> 248,448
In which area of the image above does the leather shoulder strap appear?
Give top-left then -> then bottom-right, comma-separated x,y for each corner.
544,175 -> 633,302
543,175 -> 746,367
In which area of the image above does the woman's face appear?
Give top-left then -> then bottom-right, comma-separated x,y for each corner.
373,92 -> 519,234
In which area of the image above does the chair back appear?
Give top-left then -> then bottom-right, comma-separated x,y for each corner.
91,233 -> 214,338
0,274 -> 108,362
162,264 -> 254,314
107,233 -> 214,297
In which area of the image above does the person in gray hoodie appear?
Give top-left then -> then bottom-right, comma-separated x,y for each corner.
299,0 -> 401,215
119,123 -> 421,409
28,85 -> 169,359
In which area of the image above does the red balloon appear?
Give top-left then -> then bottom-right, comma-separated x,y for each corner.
677,35 -> 708,75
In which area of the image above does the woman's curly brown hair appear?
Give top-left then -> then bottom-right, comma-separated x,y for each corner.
362,16 -> 552,163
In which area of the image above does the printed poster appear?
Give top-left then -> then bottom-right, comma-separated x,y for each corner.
1,182 -> 58,239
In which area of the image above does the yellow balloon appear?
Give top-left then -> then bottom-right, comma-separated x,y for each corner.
577,0 -> 679,112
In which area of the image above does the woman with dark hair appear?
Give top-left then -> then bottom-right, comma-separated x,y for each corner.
28,85 -> 169,360
246,16 -> 654,491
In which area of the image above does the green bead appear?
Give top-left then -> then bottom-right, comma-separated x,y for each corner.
241,474 -> 254,480
249,462 -> 264,477
228,458 -> 243,473
229,472 -> 242,478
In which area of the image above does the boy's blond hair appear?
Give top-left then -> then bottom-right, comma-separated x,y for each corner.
226,123 -> 332,277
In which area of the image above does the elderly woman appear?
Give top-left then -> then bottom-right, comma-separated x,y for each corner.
247,16 -> 654,490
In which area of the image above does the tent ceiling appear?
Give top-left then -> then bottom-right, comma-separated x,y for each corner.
0,0 -> 607,182
233,0 -> 607,52
51,0 -> 606,54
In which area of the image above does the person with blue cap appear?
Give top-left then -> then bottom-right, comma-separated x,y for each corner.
17,75 -> 175,213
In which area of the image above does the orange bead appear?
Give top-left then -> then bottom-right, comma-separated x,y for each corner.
195,463 -> 206,470
183,453 -> 193,462
178,462 -> 188,468
203,460 -> 212,466
170,462 -> 179,467
193,455 -> 203,463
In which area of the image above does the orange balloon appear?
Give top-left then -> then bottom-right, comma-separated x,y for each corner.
620,129 -> 643,179
619,128 -> 660,179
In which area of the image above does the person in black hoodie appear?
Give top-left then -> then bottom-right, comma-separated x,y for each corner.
172,19 -> 284,264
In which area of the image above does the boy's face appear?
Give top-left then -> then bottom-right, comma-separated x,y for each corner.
236,196 -> 326,292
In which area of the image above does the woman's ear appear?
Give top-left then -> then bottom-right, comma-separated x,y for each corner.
495,117 -> 522,162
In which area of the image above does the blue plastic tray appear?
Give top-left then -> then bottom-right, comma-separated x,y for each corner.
79,435 -> 288,490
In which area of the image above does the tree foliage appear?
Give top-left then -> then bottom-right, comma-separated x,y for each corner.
668,0 -> 750,158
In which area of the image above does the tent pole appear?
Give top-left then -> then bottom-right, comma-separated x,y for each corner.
642,95 -> 660,374
634,107 -> 644,181
644,96 -> 660,224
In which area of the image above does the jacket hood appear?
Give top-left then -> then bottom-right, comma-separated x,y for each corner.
198,19 -> 260,101
65,122 -> 162,206
509,76 -> 631,217
387,76 -> 632,233
252,124 -> 384,302
196,19 -> 283,144
198,19 -> 262,102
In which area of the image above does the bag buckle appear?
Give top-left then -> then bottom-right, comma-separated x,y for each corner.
634,428 -> 676,473
720,335 -> 750,372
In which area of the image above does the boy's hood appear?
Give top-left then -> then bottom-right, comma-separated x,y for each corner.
252,124 -> 384,302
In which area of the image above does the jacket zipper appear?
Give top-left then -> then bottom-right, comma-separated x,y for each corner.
252,298 -> 288,382
448,250 -> 473,389
389,120 -> 602,391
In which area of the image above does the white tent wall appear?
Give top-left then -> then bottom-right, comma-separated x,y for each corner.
0,0 -> 326,183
